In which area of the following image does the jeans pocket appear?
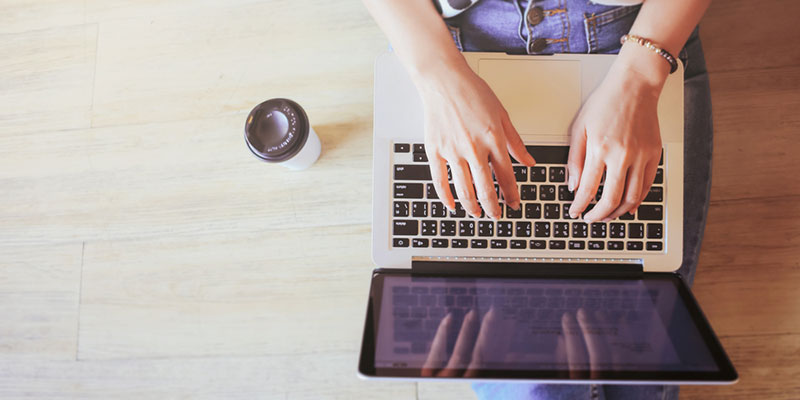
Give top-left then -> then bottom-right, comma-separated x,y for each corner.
583,5 -> 640,54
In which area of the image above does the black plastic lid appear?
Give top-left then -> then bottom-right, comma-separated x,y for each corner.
244,98 -> 309,162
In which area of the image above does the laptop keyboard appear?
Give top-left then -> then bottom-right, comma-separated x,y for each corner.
391,143 -> 665,252
391,283 -> 658,354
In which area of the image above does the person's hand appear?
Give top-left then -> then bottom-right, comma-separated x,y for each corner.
567,57 -> 666,223
561,308 -> 617,378
418,63 -> 536,219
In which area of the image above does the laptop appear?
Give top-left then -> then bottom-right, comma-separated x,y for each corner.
359,52 -> 737,384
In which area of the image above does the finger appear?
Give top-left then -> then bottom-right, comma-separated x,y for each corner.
421,313 -> 453,376
450,159 -> 481,218
467,155 -> 502,219
466,307 -> 498,377
568,154 -> 604,219
577,308 -> 612,376
584,163 -> 628,223
607,162 -> 645,220
567,118 -> 587,192
443,309 -> 480,374
636,160 -> 660,210
503,116 -> 536,167
428,152 -> 455,210
561,310 -> 588,379
489,149 -> 521,210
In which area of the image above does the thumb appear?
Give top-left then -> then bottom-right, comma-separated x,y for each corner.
503,115 -> 536,166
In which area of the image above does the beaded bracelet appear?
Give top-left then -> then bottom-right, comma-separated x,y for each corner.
620,34 -> 678,74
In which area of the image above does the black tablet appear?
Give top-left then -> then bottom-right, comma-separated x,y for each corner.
358,268 -> 737,384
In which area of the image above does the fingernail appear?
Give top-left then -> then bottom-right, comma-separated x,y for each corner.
568,175 -> 576,192
602,217 -> 612,223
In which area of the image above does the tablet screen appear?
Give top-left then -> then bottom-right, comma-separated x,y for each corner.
359,270 -> 736,382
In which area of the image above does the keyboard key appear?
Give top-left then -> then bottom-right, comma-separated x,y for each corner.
413,144 -> 425,154
540,185 -> 556,201
627,241 -> 643,250
452,239 -> 468,248
393,220 -> 418,235
449,203 -> 466,218
432,238 -> 448,248
413,153 -> 428,162
516,221 -> 532,237
430,202 -> 447,217
521,185 -> 537,200
394,183 -> 424,198
426,184 -> 438,200
549,167 -> 566,182
562,203 -> 574,219
394,165 -> 431,181
644,186 -> 663,202
572,222 -> 588,238
610,223 -> 626,238
393,294 -> 418,307
608,241 -> 624,250
638,205 -> 663,220
647,223 -> 663,239
421,220 -> 437,236
513,166 -> 528,182
588,241 -> 605,250
647,241 -> 663,251
534,222 -> 551,237
558,185 -> 574,201
394,143 -> 410,152
569,240 -> 585,250
530,240 -> 546,249
510,240 -> 527,249
525,145 -> 569,164
471,239 -> 488,248
544,203 -> 560,219
619,212 -> 635,221
591,222 -> 607,238
412,202 -> 428,217
525,203 -> 542,219
439,221 -> 456,236
459,221 -> 475,236
549,240 -> 566,250
530,166 -> 547,182
478,221 -> 495,237
497,222 -> 513,237
490,239 -> 508,249
412,238 -> 429,248
655,168 -> 664,184
393,201 -> 409,217
628,223 -> 644,239
553,222 -> 569,238
506,205 -> 522,219
393,238 -> 409,247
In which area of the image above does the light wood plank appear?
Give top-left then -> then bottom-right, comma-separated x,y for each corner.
0,24 -> 96,135
0,352 -> 416,399
90,0 -> 386,128
0,244 -> 82,360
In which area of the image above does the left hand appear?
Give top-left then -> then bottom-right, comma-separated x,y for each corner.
567,55 -> 666,223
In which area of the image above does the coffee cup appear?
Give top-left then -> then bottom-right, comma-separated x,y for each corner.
244,98 -> 321,170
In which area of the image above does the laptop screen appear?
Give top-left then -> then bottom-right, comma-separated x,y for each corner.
359,269 -> 737,383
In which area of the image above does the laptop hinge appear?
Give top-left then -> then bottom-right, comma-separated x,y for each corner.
411,260 -> 643,278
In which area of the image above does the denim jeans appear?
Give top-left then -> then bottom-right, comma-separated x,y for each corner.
443,1 -> 714,399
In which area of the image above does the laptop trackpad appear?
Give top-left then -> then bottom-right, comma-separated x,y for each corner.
478,59 -> 581,137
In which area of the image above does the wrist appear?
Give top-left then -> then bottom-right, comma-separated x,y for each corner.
611,41 -> 671,92
406,48 -> 472,92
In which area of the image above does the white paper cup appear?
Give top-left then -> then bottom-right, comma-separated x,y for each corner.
244,98 -> 321,170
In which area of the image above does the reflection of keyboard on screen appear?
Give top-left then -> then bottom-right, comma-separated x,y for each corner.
391,143 -> 665,252
391,283 -> 659,355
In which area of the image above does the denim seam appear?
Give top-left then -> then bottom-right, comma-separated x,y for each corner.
584,5 -> 640,27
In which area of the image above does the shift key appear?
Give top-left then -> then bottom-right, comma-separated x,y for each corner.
637,205 -> 663,220
394,164 -> 431,181
394,183 -> 424,198
393,220 -> 419,236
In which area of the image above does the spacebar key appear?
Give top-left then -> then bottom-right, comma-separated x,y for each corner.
394,164 -> 432,181
525,146 -> 569,164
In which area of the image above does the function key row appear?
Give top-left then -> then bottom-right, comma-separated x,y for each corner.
392,238 -> 663,251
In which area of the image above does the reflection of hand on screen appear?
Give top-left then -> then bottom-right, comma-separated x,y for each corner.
561,308 -> 628,378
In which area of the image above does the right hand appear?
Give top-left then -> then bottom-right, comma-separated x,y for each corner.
417,63 -> 536,219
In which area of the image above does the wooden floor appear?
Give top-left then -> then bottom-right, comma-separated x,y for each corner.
1,0 -> 798,398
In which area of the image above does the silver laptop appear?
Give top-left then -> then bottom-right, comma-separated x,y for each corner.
359,52 -> 736,384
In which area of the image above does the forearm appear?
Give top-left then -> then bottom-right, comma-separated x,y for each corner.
361,0 -> 468,85
614,0 -> 712,89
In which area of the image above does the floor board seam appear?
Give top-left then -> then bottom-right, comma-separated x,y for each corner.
75,241 -> 86,361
